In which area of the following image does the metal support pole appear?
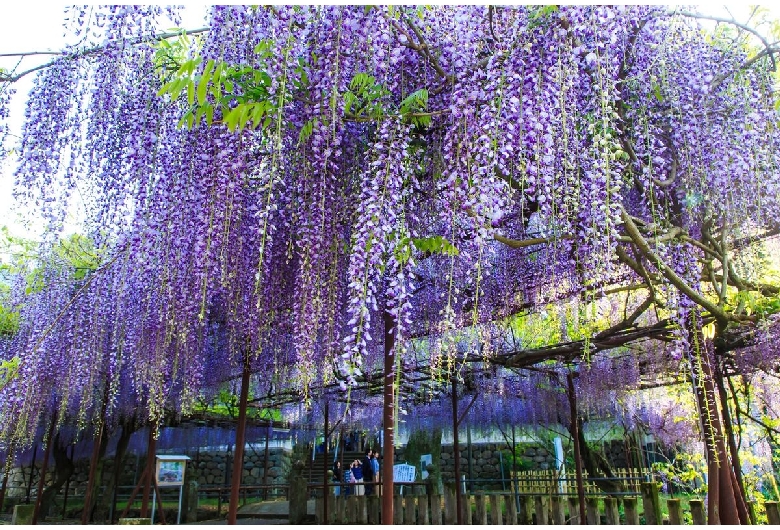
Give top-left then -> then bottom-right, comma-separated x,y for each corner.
228,355 -> 251,524
81,423 -> 104,523
381,310 -> 396,525
141,426 -> 157,519
452,378 -> 462,525
567,373 -> 586,525
25,444 -> 37,504
32,412 -> 57,525
323,400 -> 329,525
62,445 -> 73,520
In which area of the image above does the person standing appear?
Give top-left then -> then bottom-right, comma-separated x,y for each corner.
332,460 -> 342,497
351,459 -> 364,496
361,449 -> 374,496
371,451 -> 380,496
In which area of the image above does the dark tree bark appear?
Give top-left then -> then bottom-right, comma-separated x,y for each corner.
99,418 -> 136,523
686,322 -> 743,525
38,434 -> 75,520
82,427 -> 109,523
566,415 -> 623,493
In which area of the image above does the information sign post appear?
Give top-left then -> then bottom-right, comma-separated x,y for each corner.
151,455 -> 191,524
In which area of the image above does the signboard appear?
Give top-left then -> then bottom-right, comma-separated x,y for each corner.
393,463 -> 416,483
420,454 -> 432,480
152,455 -> 191,525
155,455 -> 190,487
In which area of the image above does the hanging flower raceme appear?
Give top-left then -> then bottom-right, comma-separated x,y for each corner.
3,5 -> 780,448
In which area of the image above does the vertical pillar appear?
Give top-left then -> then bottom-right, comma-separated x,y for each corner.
604,497 -> 619,525
141,426 -> 157,519
227,356 -> 251,524
357,495 -> 368,524
367,495 -> 379,524
640,481 -> 661,525
475,493 -> 487,525
568,496 -> 581,525
452,378 -> 462,524
403,494 -> 415,524
81,424 -> 104,524
431,493 -> 442,525
690,499 -> 706,525
393,494 -> 403,525
489,493 -> 502,525
567,373 -> 587,525
444,486 -> 456,525
382,310 -> 396,525
535,495 -> 548,525
417,494 -> 429,525
765,501 -> 780,525
585,497 -> 600,525
519,495 -> 533,524
551,495 -> 565,525
323,400 -> 329,525
667,498 -> 683,525
263,421 -> 271,500
623,497 -> 639,525
32,413 -> 57,525
506,493 -> 517,524
26,445 -> 38,504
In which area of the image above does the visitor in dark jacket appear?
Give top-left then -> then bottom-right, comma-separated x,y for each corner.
361,449 -> 375,495
332,460 -> 342,497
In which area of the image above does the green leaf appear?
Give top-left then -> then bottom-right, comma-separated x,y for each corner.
197,59 -> 215,105
299,119 -> 317,145
400,89 -> 429,123
412,235 -> 459,256
187,79 -> 195,106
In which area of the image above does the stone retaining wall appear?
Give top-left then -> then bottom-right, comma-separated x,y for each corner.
1,448 -> 291,500
395,442 -> 557,485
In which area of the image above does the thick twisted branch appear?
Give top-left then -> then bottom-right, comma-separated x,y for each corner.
620,207 -> 734,324
0,28 -> 210,84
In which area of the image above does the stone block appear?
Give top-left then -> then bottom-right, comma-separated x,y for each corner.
12,504 -> 34,525
118,518 -> 152,525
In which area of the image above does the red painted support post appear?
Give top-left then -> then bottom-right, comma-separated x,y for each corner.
0,468 -> 7,514
567,373 -> 587,525
81,422 -> 104,523
323,400 -> 329,525
32,413 -> 57,525
452,378 -> 462,525
382,310 -> 396,525
228,355 -> 251,524
140,425 -> 157,518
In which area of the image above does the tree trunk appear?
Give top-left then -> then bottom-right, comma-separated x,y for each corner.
686,321 -> 741,525
38,434 -> 75,520
99,418 -> 135,523
714,359 -> 750,524
567,373 -> 587,525
227,355 -> 251,525
82,424 -> 109,523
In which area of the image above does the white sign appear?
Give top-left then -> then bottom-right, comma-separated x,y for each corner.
152,455 -> 191,525
420,454 -> 432,480
393,463 -> 416,483
155,455 -> 190,487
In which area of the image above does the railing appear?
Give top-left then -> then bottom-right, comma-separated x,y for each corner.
313,485 -> 780,525
511,467 -> 647,496
198,484 -> 289,516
